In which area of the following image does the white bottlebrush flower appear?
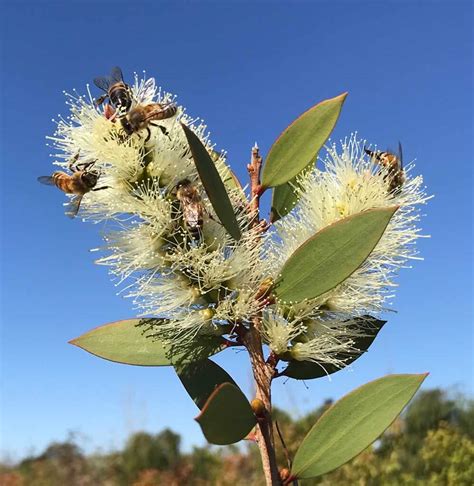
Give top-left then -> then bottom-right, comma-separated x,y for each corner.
261,310 -> 305,355
261,310 -> 376,373
270,134 -> 430,316
95,222 -> 170,285
45,71 -> 270,348
288,315 -> 370,372
154,307 -> 217,344
45,70 -> 429,363
128,273 -> 203,317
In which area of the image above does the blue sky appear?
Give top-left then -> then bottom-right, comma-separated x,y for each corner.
1,1 -> 472,461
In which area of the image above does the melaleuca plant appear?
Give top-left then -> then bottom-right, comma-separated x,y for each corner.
41,68 -> 430,485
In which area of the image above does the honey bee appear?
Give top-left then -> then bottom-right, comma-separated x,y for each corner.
37,153 -> 109,217
364,142 -> 405,193
94,66 -> 133,115
175,179 -> 204,240
120,103 -> 177,141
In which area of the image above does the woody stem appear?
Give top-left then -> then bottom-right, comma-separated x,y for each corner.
245,145 -> 281,485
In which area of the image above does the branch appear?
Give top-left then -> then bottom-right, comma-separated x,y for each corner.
247,142 -> 264,227
245,144 -> 282,485
276,421 -> 299,486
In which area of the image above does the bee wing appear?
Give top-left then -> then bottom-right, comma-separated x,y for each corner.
398,141 -> 404,169
93,76 -> 111,92
143,106 -> 162,121
37,175 -> 55,186
183,204 -> 202,228
182,194 -> 204,226
110,66 -> 124,83
140,78 -> 156,102
65,195 -> 83,218
144,104 -> 174,121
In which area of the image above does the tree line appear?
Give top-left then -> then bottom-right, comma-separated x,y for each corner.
1,388 -> 473,485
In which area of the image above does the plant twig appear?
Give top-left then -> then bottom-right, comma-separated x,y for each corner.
275,421 -> 299,486
244,144 -> 282,485
244,324 -> 281,485
275,420 -> 291,471
247,142 -> 264,227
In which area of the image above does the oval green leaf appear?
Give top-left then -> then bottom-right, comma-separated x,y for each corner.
271,160 -> 319,222
195,383 -> 257,445
70,319 -> 223,366
292,373 -> 428,479
181,123 -> 241,240
270,174 -> 301,223
176,358 -> 237,410
274,207 -> 398,303
282,316 -> 386,379
210,149 -> 246,201
261,92 -> 347,189
271,156 -> 320,223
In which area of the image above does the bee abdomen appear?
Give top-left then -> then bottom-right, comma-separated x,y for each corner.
388,170 -> 406,193
53,172 -> 73,193
153,103 -> 177,120
109,83 -> 132,112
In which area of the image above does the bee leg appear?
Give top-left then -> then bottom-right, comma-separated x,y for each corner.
144,127 -> 151,143
94,95 -> 108,107
149,122 -> 170,138
67,151 -> 81,172
92,186 -> 110,191
191,227 -> 202,243
75,160 -> 97,171
364,147 -> 375,158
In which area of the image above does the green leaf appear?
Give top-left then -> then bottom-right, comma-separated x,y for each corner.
261,92 -> 347,189
176,359 -> 237,410
70,319 -> 223,366
282,316 -> 386,380
270,159 -> 320,222
292,373 -> 428,479
181,123 -> 241,240
209,149 -> 246,201
195,383 -> 257,445
270,173 -> 304,223
274,207 -> 398,303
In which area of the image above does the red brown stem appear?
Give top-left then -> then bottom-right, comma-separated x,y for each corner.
245,144 -> 282,485
244,322 -> 281,485
283,475 -> 299,486
247,143 -> 264,226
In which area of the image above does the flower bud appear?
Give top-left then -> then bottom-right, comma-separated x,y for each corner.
251,398 -> 266,418
191,287 -> 202,301
279,468 -> 290,482
200,308 -> 215,321
255,277 -> 274,301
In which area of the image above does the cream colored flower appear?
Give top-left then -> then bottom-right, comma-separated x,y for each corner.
45,72 -> 270,347
270,134 -> 430,316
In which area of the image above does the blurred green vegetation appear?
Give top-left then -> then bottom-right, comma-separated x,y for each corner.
1,388 -> 472,485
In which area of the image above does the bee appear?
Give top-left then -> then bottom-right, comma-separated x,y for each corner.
37,153 -> 109,217
120,103 -> 177,141
175,179 -> 204,240
94,66 -> 133,115
364,142 -> 405,193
